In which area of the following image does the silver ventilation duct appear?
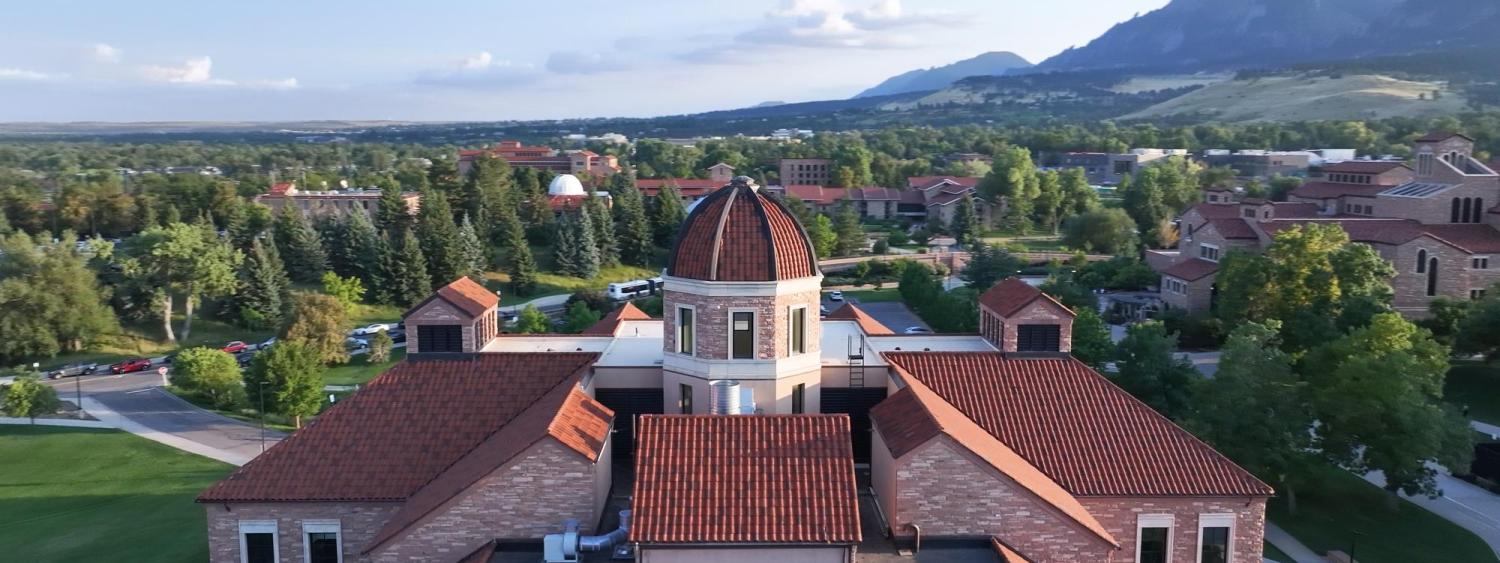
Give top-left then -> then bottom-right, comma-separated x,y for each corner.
543,510 -> 632,562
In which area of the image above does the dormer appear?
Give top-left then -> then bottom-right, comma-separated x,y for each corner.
1413,132 -> 1493,178
1238,199 -> 1275,222
977,278 -> 1075,354
707,162 -> 736,183
402,277 -> 500,356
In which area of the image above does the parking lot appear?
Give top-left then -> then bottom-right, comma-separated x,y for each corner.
822,292 -> 929,334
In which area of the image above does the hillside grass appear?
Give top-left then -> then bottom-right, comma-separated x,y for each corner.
0,426 -> 233,562
1123,73 -> 1466,122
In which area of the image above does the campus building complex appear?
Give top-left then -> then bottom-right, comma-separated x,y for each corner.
457,140 -> 620,178
254,182 -> 420,220
1151,132 -> 1500,316
202,177 -> 1269,563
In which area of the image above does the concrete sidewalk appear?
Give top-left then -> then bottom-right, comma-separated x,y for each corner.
83,393 -> 280,466
0,417 -> 113,429
1264,522 -> 1324,563
1360,466 -> 1500,559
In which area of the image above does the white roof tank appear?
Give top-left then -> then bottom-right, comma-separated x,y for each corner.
548,174 -> 586,196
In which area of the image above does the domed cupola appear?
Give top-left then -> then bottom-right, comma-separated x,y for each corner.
666,176 -> 821,282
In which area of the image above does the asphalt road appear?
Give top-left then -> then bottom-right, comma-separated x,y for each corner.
45,371 -> 284,465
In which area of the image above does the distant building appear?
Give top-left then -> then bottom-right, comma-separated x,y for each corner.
457,140 -> 619,178
771,128 -> 814,140
1109,149 -> 1186,185
1201,150 -> 1313,179
254,182 -> 419,220
1151,132 -> 1500,317
545,174 -> 611,212
636,163 -> 739,204
779,158 -> 834,186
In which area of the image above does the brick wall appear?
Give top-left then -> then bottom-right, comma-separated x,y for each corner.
985,300 -> 1074,353
405,299 -> 472,354
1387,237 -> 1500,314
369,439 -> 604,562
204,501 -> 400,563
1080,496 -> 1267,563
1160,274 -> 1215,313
663,288 -> 820,361
884,437 -> 1116,561
1373,181 -> 1498,224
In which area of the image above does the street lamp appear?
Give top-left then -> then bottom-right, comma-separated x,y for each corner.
256,381 -> 267,454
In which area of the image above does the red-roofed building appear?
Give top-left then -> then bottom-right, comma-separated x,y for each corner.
254,181 -> 420,221
201,178 -> 1273,563
458,140 -> 619,178
1156,133 -> 1500,316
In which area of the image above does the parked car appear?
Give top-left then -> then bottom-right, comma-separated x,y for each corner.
829,290 -> 844,301
45,363 -> 99,379
387,329 -> 407,344
353,323 -> 395,336
257,337 -> 277,351
109,358 -> 153,374
819,305 -> 829,316
902,326 -> 933,335
235,351 -> 257,367
221,341 -> 249,354
346,337 -> 369,350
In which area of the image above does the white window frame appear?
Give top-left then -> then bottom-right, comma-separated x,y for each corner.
1196,513 -> 1235,563
1137,514 -> 1175,563
302,520 -> 343,563
675,305 -> 696,356
1199,243 -> 1221,263
727,308 -> 758,360
238,520 -> 280,563
1473,256 -> 1490,270
788,305 -> 808,356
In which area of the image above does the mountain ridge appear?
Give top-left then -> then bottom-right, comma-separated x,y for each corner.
856,51 -> 1032,98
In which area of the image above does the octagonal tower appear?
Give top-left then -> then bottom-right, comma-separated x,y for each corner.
661,176 -> 824,414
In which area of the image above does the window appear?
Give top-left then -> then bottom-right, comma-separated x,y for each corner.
1427,257 -> 1440,297
303,521 -> 342,563
1016,325 -> 1062,352
1137,515 -> 1173,563
238,521 -> 279,563
1417,249 -> 1428,273
1197,514 -> 1234,563
679,383 -> 693,414
792,383 -> 806,414
416,324 -> 462,353
676,307 -> 695,355
1473,289 -> 1488,300
1199,244 -> 1221,262
1241,208 -> 1255,218
1476,198 -> 1486,223
1452,197 -> 1463,223
1474,257 -> 1490,270
789,306 -> 807,355
731,311 -> 754,359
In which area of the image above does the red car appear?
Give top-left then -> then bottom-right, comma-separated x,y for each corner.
109,358 -> 152,374
221,341 -> 248,354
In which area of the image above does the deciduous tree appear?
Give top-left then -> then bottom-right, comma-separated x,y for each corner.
1113,321 -> 1198,421
282,291 -> 352,365
170,347 -> 245,409
1,376 -> 60,423
515,304 -> 550,334
244,341 -> 326,428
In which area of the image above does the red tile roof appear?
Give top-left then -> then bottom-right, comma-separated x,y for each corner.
631,415 -> 861,545
1206,218 -> 1259,240
1184,202 -> 1243,221
825,303 -> 894,335
870,378 -> 1116,546
198,352 -> 601,503
1320,161 -> 1410,175
883,352 -> 1273,497
993,538 -> 1037,563
908,176 -> 980,191
978,278 -> 1073,318
582,302 -> 655,335
667,182 -> 820,282
366,381 -> 613,552
1418,224 -> 1500,253
403,277 -> 498,319
1291,181 -> 1386,200
268,182 -> 295,196
1258,219 -> 1500,253
1160,258 -> 1220,282
784,184 -> 845,205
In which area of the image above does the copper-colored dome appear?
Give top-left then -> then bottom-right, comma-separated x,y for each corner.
666,177 -> 821,282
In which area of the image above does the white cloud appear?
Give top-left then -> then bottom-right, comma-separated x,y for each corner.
681,0 -> 968,64
0,68 -> 65,81
460,51 -> 494,70
91,43 -> 122,63
243,78 -> 299,90
142,56 -> 219,84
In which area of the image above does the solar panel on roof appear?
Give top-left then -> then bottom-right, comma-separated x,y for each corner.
1380,182 -> 1455,198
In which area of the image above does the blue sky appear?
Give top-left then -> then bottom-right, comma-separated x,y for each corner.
0,0 -> 1169,122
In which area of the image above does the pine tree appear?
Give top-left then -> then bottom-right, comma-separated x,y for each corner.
573,205 -> 601,279
272,205 -> 327,283
950,195 -> 982,247
553,210 -> 580,276
314,213 -> 352,277
232,240 -> 291,329
496,203 -> 538,295
652,184 -> 687,247
457,214 -> 487,279
833,199 -> 865,257
586,196 -> 619,268
341,210 -> 381,290
524,192 -> 554,245
613,185 -> 656,267
416,190 -> 465,286
375,183 -> 410,235
391,229 -> 431,307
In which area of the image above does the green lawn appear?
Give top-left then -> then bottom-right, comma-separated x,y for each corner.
1263,541 -> 1294,563
324,347 -> 406,386
1267,464 -> 1499,563
486,265 -> 659,307
1446,361 -> 1500,426
841,288 -> 903,303
39,316 -> 276,372
0,426 -> 233,562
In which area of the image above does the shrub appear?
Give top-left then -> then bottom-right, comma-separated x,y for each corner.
170,347 -> 245,410
2,376 -> 60,422
1160,309 -> 1227,349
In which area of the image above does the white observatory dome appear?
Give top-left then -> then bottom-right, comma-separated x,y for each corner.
547,174 -> 586,196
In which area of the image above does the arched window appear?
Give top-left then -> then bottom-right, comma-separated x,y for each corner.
1417,249 -> 1428,273
1427,257 -> 1440,297
1463,198 -> 1474,224
1453,198 -> 1463,223
1475,198 -> 1485,223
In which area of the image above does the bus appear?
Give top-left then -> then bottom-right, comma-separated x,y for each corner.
606,277 -> 663,301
